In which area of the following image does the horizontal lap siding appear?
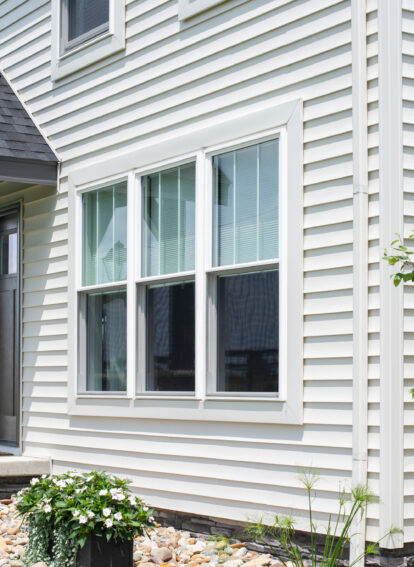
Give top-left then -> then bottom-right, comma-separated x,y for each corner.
403,0 -> 414,542
0,0 -> 362,535
0,184 -> 68,440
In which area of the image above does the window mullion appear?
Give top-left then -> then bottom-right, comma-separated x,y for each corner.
232,151 -> 236,266
195,151 -> 208,400
158,172 -> 161,276
256,144 -> 260,262
126,172 -> 137,398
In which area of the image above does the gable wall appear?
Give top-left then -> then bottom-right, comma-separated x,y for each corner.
0,0 -> 385,540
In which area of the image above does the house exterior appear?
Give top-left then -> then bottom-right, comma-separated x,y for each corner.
0,0 -> 412,560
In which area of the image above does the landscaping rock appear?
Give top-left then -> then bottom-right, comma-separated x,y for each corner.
0,496 -> 290,567
151,548 -> 173,562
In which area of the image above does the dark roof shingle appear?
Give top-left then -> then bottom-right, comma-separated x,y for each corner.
0,72 -> 57,164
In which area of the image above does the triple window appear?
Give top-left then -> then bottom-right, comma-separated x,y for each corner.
78,137 -> 281,397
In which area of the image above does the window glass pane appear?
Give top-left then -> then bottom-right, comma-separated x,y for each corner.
142,164 -> 195,277
0,232 -> 17,276
217,270 -> 279,393
82,182 -> 127,286
68,0 -> 109,41
213,139 -> 279,266
146,281 -> 195,391
86,290 -> 127,392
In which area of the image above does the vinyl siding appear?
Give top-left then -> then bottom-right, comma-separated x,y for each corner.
0,0 -> 384,541
403,0 -> 414,542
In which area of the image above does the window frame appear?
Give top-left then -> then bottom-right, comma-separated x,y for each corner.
51,0 -> 125,81
67,99 -> 303,424
76,175 -> 130,396
204,135 -> 285,399
61,0 -> 110,54
135,157 -> 198,397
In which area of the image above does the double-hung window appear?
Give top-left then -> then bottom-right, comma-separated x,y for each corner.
208,139 -> 280,395
139,163 -> 196,393
79,181 -> 128,393
72,99 -> 303,422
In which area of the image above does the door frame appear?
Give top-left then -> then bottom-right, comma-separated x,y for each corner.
0,202 -> 21,450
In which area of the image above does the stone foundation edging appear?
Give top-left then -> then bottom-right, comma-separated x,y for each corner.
153,509 -> 414,567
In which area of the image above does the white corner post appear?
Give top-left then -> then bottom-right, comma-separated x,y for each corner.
378,0 -> 404,549
350,0 -> 369,563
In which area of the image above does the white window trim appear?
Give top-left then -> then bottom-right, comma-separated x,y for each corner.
67,99 -> 303,424
51,0 -> 125,82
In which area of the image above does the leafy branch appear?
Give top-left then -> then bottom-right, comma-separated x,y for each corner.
244,472 -> 401,567
383,232 -> 414,286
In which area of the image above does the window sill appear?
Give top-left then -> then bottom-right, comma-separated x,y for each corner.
68,395 -> 302,424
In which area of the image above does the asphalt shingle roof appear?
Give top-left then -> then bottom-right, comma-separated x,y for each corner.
0,72 -> 57,164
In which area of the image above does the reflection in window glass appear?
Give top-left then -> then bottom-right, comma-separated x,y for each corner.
142,163 -> 195,277
146,281 -> 195,391
83,182 -> 127,286
217,270 -> 279,393
0,232 -> 17,276
86,290 -> 127,392
68,0 -> 109,42
213,139 -> 279,267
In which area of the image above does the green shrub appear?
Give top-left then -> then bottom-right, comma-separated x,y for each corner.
16,470 -> 155,567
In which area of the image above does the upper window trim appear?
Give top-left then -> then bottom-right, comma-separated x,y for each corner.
67,99 -> 303,424
51,0 -> 125,81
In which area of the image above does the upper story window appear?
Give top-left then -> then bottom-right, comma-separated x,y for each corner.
51,0 -> 125,81
64,0 -> 110,51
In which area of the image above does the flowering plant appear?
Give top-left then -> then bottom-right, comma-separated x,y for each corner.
16,470 -> 155,567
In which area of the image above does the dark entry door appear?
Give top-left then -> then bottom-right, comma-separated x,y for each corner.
0,207 -> 20,445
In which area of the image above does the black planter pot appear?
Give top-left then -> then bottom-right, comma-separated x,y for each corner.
76,534 -> 133,567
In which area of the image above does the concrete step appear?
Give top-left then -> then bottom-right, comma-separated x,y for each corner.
0,456 -> 51,499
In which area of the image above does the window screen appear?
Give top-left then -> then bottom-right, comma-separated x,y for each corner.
217,270 -> 279,393
68,0 -> 109,42
86,290 -> 127,392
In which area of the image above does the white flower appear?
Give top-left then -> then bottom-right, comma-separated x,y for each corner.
75,489 -> 81,494
86,475 -> 94,482
30,478 -> 39,486
143,505 -> 149,511
114,512 -> 122,521
73,510 -> 80,517
105,518 -> 113,528
79,515 -> 88,524
66,478 -> 74,485
99,489 -> 108,496
43,504 -> 52,513
87,511 -> 95,519
112,493 -> 125,501
102,508 -> 111,517
149,516 -> 155,522
41,474 -> 47,479
128,496 -> 137,506
56,480 -> 67,488
109,488 -> 118,495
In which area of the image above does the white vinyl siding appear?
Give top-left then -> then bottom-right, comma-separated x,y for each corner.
403,0 -> 414,542
0,0 -> 393,543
